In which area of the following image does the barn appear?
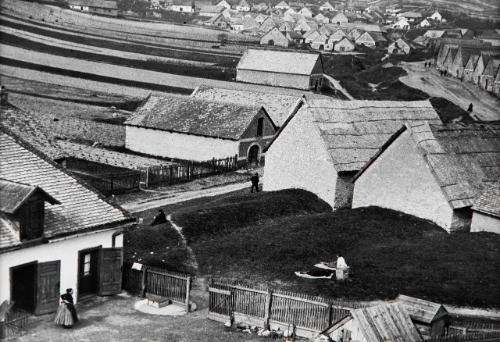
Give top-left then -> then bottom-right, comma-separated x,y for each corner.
125,95 -> 277,164
263,99 -> 441,210
190,85 -> 304,127
68,0 -> 118,17
471,184 -> 500,233
325,303 -> 422,342
396,294 -> 448,339
236,49 -> 324,90
0,127 -> 133,315
353,122 -> 500,233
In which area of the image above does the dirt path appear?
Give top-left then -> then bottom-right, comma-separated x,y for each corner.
167,214 -> 199,272
399,61 -> 500,122
324,74 -> 355,100
121,182 -> 249,213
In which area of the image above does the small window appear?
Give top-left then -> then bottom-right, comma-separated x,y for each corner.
83,254 -> 91,276
257,118 -> 264,136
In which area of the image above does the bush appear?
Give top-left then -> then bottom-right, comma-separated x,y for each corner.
172,189 -> 332,243
124,223 -> 192,273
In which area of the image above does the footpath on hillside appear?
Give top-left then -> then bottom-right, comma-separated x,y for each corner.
399,61 -> 500,122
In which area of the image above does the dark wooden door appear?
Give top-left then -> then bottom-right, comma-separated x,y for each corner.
78,249 -> 99,296
35,261 -> 60,315
97,248 -> 123,296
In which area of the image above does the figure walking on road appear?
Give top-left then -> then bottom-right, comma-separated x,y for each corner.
151,209 -> 167,225
250,172 -> 259,193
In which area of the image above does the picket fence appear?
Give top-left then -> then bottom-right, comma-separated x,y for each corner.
208,279 -> 366,339
0,310 -> 29,340
430,331 -> 500,342
122,265 -> 191,311
140,155 -> 238,188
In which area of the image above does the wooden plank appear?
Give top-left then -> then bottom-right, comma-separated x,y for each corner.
273,292 -> 330,307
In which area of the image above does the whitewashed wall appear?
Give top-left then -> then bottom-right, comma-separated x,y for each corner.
263,110 -> 336,209
126,126 -> 239,161
352,129 -> 455,231
0,229 -> 122,304
471,212 -> 500,234
236,70 -> 312,89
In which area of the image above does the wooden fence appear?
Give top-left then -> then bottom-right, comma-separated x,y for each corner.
430,331 -> 500,342
208,279 -> 364,339
0,310 -> 29,340
70,170 -> 141,196
122,264 -> 191,311
141,155 -> 238,188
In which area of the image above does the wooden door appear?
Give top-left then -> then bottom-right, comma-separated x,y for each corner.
78,249 -> 99,295
97,248 -> 123,296
35,261 -> 60,315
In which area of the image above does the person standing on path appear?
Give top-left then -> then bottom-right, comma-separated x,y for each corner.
54,288 -> 78,329
250,173 -> 259,193
151,209 -> 167,225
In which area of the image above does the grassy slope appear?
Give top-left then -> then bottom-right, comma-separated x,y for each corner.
173,192 -> 500,307
172,189 -> 332,243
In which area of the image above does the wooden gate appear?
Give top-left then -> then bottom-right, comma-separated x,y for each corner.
35,261 -> 60,315
98,248 -> 123,296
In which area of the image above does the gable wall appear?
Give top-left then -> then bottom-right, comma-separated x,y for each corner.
238,110 -> 278,160
126,126 -> 239,162
0,229 -> 121,304
263,111 -> 337,209
352,129 -> 455,231
471,211 -> 500,233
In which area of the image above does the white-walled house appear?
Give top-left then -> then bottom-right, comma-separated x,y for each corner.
353,123 -> 500,233
428,10 -> 442,22
263,99 -> 441,210
319,1 -> 334,12
260,27 -> 291,47
236,49 -> 324,90
216,0 -> 231,10
388,38 -> 412,54
471,184 -> 500,234
0,128 -> 134,315
125,95 -> 278,164
334,37 -> 355,52
170,0 -> 195,12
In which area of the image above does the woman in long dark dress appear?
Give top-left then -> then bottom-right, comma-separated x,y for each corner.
54,288 -> 78,328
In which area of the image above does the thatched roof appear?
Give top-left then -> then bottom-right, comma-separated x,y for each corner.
410,123 -> 500,209
304,99 -> 441,172
125,95 -> 267,140
190,85 -> 302,127
473,183 -> 500,218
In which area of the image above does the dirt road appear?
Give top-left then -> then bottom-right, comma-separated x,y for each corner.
399,61 -> 500,122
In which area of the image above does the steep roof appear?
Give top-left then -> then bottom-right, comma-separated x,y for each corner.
483,59 -> 500,76
0,128 -> 132,250
0,179 -> 59,214
191,85 -> 301,126
473,183 -> 500,218
396,295 -> 448,324
409,123 -> 500,209
268,99 -> 441,172
124,95 -> 264,140
0,105 -> 67,160
237,49 -> 321,76
351,303 -> 422,342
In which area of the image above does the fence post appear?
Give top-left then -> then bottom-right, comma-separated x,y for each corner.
185,276 -> 191,313
145,168 -> 149,188
328,303 -> 333,328
141,266 -> 147,297
264,289 -> 273,330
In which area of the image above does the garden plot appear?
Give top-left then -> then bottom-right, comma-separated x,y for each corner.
1,75 -> 141,106
0,25 -> 218,67
8,93 -> 130,124
0,45 -> 314,96
0,14 -> 242,65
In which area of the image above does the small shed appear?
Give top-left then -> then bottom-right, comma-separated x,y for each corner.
396,294 -> 448,339
326,303 -> 422,342
236,49 -> 324,90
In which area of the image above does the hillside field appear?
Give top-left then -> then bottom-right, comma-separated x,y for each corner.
166,190 -> 500,308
